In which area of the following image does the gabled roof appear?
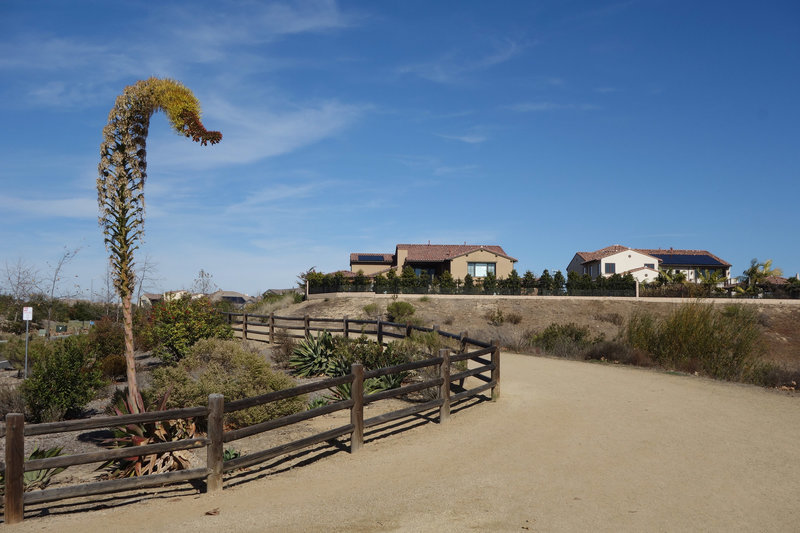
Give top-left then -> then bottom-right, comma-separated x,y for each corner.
575,245 -> 659,264
636,248 -> 731,267
397,244 -> 517,263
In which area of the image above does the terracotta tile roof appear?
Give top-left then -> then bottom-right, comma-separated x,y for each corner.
349,253 -> 394,264
575,244 -> 640,263
397,244 -> 517,263
636,248 -> 731,267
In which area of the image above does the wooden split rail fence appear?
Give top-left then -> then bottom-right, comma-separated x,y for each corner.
1,314 -> 499,525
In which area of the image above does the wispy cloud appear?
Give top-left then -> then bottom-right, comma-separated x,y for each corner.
148,98 -> 369,168
507,102 -> 601,112
397,40 -> 524,83
0,195 -> 95,219
436,133 -> 488,144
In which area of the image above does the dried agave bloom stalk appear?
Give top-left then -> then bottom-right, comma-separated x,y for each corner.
98,78 -> 221,411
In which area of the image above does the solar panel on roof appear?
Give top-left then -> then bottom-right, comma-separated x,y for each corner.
651,254 -> 724,267
357,254 -> 387,262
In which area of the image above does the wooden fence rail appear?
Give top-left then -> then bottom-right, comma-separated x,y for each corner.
2,314 -> 499,525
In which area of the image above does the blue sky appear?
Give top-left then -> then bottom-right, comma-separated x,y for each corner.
1,0 -> 798,298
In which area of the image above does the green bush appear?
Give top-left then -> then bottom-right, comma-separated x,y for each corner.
151,296 -> 233,362
88,316 -> 125,359
21,335 -> 104,422
149,338 -> 304,428
528,323 -> 601,359
386,301 -> 415,323
623,303 -> 763,381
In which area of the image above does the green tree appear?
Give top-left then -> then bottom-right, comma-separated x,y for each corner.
400,266 -> 418,293
482,272 -> 497,294
463,274 -> 475,293
98,78 -> 221,410
504,269 -> 522,295
438,271 -> 456,294
522,270 -> 536,294
352,270 -> 368,292
740,258 -> 782,294
538,269 -> 553,294
552,270 -> 566,295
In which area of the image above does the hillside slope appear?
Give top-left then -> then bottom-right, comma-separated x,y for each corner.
277,295 -> 800,370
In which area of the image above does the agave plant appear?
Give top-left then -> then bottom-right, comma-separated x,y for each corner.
0,447 -> 67,495
289,330 -> 336,377
100,389 -> 198,478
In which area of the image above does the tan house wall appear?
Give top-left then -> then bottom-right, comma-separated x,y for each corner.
394,248 -> 409,274
450,249 -> 515,280
351,263 -> 391,275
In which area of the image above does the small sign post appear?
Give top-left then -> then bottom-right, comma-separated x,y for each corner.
22,307 -> 32,378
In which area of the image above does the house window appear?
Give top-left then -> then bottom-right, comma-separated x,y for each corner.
414,267 -> 435,277
605,263 -> 616,274
582,266 -> 587,274
644,263 -> 655,269
468,262 -> 496,277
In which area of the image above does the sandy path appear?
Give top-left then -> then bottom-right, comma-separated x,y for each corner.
13,354 -> 800,532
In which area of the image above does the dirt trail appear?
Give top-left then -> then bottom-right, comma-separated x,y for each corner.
13,353 -> 800,532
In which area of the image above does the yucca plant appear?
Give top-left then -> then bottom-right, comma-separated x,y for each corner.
100,389 -> 198,478
289,331 -> 336,377
0,447 -> 67,495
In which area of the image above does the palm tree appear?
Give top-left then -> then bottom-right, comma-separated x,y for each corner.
740,258 -> 783,294
98,78 -> 221,411
655,268 -> 686,287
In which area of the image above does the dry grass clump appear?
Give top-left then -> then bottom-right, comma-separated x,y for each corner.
271,328 -> 296,367
623,303 -> 764,381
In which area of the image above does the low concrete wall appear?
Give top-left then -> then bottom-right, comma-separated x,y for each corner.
308,292 -> 800,306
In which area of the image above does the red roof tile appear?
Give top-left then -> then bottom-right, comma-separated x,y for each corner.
397,244 -> 517,263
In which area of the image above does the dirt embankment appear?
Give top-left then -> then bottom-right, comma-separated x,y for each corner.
280,295 -> 800,371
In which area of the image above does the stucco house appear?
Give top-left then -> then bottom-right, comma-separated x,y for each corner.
567,245 -> 660,283
636,248 -> 731,284
350,243 -> 517,280
567,245 -> 732,284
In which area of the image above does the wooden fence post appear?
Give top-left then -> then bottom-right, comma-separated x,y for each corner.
206,394 -> 224,493
242,313 -> 248,341
269,312 -> 275,344
304,315 -> 310,338
343,315 -> 349,339
439,349 -> 450,423
5,413 -> 25,524
376,320 -> 383,351
405,323 -> 412,339
491,340 -> 500,402
350,364 -> 364,453
459,331 -> 468,354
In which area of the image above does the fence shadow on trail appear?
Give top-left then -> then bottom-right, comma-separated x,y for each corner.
1,313 -> 500,525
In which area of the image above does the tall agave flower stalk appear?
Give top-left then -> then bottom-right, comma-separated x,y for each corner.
98,78 -> 221,411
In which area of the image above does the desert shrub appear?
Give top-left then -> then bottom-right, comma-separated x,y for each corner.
362,303 -> 383,320
149,338 -> 304,428
419,296 -> 430,302
595,312 -> 624,326
271,328 -> 296,367
747,363 -> 800,389
0,384 -> 27,419
0,447 -> 67,495
88,316 -> 125,359
102,389 -> 197,478
21,335 -> 104,422
506,312 -> 523,325
386,301 -> 416,323
0,336 -> 51,370
528,323 -> 601,359
622,303 -> 763,381
485,308 -> 504,326
290,330 -> 336,377
583,341 -> 654,367
100,354 -> 127,381
151,296 -> 233,363
133,307 -> 157,352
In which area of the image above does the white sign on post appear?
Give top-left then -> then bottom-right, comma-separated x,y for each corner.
23,306 -> 33,321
